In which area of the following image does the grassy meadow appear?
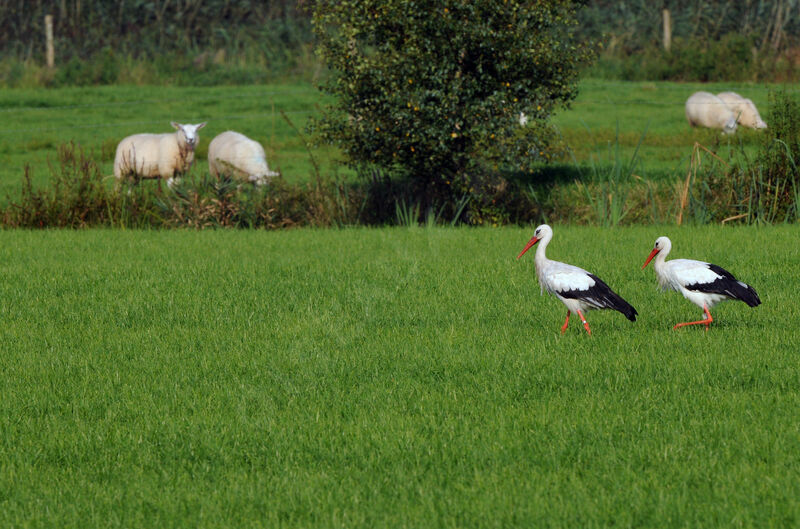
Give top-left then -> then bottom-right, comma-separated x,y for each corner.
1,225 -> 799,527
551,79 -> 774,177
0,79 -> 780,203
0,83 -> 342,200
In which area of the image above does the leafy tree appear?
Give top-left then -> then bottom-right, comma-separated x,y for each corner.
312,0 -> 595,205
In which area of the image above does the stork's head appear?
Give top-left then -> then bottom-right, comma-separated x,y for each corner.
642,236 -> 671,269
517,224 -> 551,259
171,121 -> 206,150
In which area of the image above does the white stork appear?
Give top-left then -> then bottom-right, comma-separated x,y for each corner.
517,224 -> 638,335
641,236 -> 761,330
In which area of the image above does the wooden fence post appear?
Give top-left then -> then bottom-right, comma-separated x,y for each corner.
45,14 -> 55,68
662,9 -> 672,52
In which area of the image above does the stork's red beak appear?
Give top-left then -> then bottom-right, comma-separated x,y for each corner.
641,248 -> 660,269
517,236 -> 540,259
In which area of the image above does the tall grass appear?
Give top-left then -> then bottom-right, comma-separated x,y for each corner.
1,143 -> 366,229
575,123 -> 648,226
4,135 -> 797,229
679,91 -> 800,225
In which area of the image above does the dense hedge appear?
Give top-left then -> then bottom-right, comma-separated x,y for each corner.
0,1 -> 310,59
582,0 -> 800,82
580,0 -> 800,54
6,1 -> 797,60
4,1 -> 800,84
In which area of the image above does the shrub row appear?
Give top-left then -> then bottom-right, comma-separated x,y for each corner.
591,35 -> 800,83
7,1 -> 800,87
2,1 -> 305,59
3,134 -> 798,230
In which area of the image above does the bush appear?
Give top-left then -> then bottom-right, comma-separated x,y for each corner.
1,143 -> 367,229
3,143 -> 118,228
311,0 -> 595,221
591,34 -> 776,82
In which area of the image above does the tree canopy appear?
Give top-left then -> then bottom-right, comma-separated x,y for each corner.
312,0 -> 595,192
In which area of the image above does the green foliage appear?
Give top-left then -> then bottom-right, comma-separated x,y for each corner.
0,3 -> 314,88
53,47 -> 120,86
581,0 -> 800,51
1,143 -> 365,229
591,34 -> 793,83
311,0 -> 595,212
582,0 -> 800,82
1,1 -> 308,59
5,143 -> 122,228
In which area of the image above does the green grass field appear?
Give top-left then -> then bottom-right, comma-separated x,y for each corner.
551,79 -> 774,177
2,225 -> 798,527
0,83 -> 343,200
0,79 -> 778,202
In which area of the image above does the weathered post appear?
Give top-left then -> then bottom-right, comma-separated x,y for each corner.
45,14 -> 55,68
662,9 -> 672,52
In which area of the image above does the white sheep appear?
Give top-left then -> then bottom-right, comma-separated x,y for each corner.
207,131 -> 279,186
685,92 -> 737,134
114,122 -> 206,186
717,92 -> 767,129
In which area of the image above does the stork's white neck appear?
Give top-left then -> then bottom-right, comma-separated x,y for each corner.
535,229 -> 553,263
651,237 -> 673,288
654,239 -> 671,268
533,230 -> 553,293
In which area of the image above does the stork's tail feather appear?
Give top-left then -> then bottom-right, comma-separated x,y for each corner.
584,274 -> 638,322
698,265 -> 761,307
736,281 -> 761,307
601,290 -> 638,321
616,298 -> 638,322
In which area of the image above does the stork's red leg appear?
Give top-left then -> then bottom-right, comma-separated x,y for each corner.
577,310 -> 591,335
561,310 -> 570,334
673,306 -> 713,331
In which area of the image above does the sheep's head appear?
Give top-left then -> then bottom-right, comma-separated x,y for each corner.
171,121 -> 206,150
722,116 -> 738,135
